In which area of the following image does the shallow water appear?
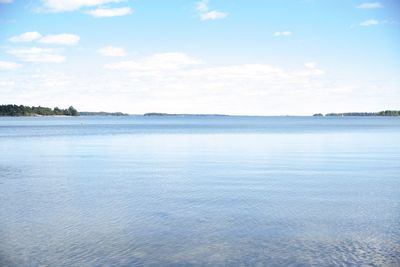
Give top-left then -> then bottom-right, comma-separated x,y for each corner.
0,116 -> 399,266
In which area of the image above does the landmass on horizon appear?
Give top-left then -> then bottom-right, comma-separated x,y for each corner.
1,104 -> 399,117
0,105 -> 78,116
143,113 -> 229,117
80,111 -> 129,116
313,111 -> 400,117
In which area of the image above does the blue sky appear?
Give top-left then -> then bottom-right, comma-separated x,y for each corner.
0,0 -> 399,115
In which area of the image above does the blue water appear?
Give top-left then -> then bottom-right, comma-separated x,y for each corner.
0,116 -> 399,266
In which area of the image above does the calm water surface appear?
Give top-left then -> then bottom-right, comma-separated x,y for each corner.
0,116 -> 399,266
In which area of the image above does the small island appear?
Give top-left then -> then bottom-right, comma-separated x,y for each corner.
144,113 -> 229,117
80,111 -> 129,116
313,110 -> 400,117
0,105 -> 79,116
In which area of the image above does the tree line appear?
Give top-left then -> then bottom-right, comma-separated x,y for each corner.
314,110 -> 400,116
0,105 -> 79,116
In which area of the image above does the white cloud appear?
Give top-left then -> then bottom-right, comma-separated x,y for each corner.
305,62 -> 317,69
87,7 -> 132,17
300,62 -> 325,76
9,32 -> 42,42
196,0 -> 227,21
356,2 -> 383,9
97,46 -> 126,57
0,0 -> 13,3
9,32 -> 80,45
182,63 -> 325,80
196,0 -> 208,12
39,0 -> 133,18
107,53 -> 202,72
146,53 -> 202,69
7,47 -> 65,63
201,11 -> 227,21
0,60 -> 21,70
360,19 -> 379,26
274,31 -> 292,37
39,34 -> 80,45
0,81 -> 15,88
41,0 -> 121,12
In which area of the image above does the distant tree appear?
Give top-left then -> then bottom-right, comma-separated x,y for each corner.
53,107 -> 63,115
68,106 -> 79,116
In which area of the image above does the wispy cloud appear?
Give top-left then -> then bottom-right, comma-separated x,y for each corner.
39,34 -> 80,45
97,46 -> 126,57
352,19 -> 396,28
196,0 -> 227,21
360,19 -> 379,26
200,11 -> 227,21
87,7 -> 133,17
0,60 -> 21,70
41,0 -> 121,12
356,2 -> 383,9
39,0 -> 133,18
305,62 -> 317,69
196,0 -> 208,12
7,47 -> 65,63
0,0 -> 13,3
302,62 -> 325,75
9,32 -> 80,45
9,32 -> 42,42
106,53 -> 202,72
274,31 -> 292,37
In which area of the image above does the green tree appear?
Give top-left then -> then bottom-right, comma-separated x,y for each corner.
68,106 -> 79,116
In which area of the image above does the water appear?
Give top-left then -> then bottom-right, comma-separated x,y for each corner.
0,116 -> 399,266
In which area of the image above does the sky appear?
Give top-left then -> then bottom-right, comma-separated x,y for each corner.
0,0 -> 399,115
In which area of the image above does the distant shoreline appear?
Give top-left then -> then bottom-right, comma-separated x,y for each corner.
80,111 -> 129,116
143,112 -> 229,117
0,105 -> 78,117
313,110 -> 400,117
1,104 -> 399,117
